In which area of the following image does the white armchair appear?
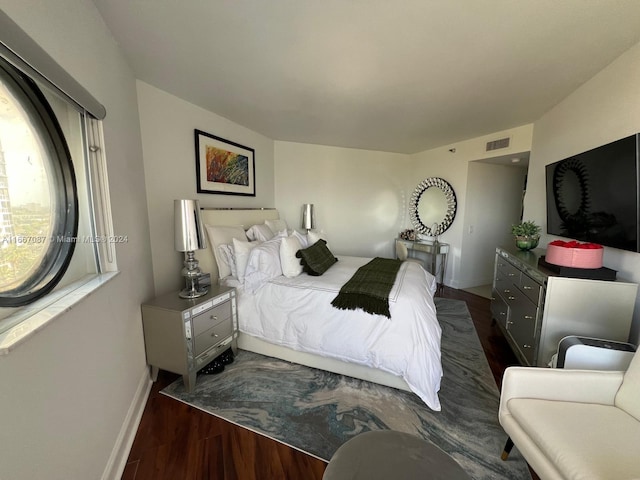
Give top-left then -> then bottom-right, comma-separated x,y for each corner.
499,350 -> 640,479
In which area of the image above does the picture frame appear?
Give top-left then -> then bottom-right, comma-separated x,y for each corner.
194,129 -> 255,196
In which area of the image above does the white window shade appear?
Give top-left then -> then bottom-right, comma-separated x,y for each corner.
0,9 -> 106,120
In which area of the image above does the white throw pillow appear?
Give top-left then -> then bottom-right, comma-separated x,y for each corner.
243,237 -> 284,293
232,237 -> 260,283
205,224 -> 247,278
280,235 -> 303,278
265,218 -> 288,235
246,223 -> 274,242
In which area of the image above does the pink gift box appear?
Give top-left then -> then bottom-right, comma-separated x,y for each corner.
546,242 -> 604,269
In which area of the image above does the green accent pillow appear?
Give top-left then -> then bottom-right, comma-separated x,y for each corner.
295,239 -> 338,276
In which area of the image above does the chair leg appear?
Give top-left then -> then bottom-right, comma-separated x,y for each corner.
501,437 -> 514,460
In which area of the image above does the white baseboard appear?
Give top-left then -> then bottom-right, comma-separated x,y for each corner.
101,367 -> 152,480
445,279 -> 460,289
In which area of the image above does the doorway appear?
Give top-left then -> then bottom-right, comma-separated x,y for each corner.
459,154 -> 529,297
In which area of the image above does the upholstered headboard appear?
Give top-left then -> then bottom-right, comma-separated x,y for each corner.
195,208 -> 280,283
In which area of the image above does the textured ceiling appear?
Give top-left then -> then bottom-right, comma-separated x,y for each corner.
93,0 -> 640,154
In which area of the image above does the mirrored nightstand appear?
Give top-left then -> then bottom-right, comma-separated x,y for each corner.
395,238 -> 449,290
141,284 -> 238,392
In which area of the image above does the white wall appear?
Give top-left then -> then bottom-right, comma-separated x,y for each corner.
525,41 -> 640,345
137,82 -> 275,296
0,2 -> 154,480
274,141 -> 410,258
460,162 -> 528,288
274,127 -> 533,288
410,124 -> 533,287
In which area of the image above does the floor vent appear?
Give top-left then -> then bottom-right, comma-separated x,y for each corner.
486,137 -> 510,151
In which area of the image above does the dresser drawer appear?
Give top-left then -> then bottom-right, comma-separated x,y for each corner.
519,272 -> 542,304
496,258 -> 520,284
192,301 -> 232,336
194,318 -> 233,355
490,289 -> 509,328
497,274 -> 520,303
507,298 -> 539,365
493,270 -> 513,296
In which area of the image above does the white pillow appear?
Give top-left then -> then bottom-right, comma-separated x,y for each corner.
232,237 -> 260,283
265,218 -> 288,235
243,237 -> 284,293
246,223 -> 274,242
217,244 -> 237,278
307,230 -> 326,246
205,224 -> 247,278
280,235 -> 303,277
291,229 -> 309,248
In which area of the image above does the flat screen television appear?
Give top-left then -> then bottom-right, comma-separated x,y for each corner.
545,133 -> 639,253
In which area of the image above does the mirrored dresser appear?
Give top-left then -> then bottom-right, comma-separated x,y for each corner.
491,246 -> 638,367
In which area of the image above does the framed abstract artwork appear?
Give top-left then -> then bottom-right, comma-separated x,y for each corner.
194,129 -> 255,196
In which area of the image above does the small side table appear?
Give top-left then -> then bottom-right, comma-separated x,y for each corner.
324,430 -> 470,480
396,238 -> 449,289
141,284 -> 238,392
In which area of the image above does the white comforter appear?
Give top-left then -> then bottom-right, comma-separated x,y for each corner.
227,256 -> 443,410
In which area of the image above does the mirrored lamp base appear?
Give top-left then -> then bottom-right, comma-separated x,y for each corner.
179,250 -> 209,299
179,285 -> 208,299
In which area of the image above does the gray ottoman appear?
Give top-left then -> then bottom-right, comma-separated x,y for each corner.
323,430 -> 470,480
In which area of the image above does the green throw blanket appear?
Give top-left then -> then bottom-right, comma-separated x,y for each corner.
331,257 -> 402,318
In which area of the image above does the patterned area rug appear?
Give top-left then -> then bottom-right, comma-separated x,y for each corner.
162,298 -> 530,479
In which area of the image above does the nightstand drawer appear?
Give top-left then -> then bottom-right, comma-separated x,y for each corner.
192,301 -> 231,336
194,319 -> 233,355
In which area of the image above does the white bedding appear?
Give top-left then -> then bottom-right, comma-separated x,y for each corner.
225,255 -> 443,410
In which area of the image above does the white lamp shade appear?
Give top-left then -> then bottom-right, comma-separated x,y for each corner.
174,199 -> 207,252
302,203 -> 315,230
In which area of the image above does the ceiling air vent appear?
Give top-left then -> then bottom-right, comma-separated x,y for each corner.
486,137 -> 510,151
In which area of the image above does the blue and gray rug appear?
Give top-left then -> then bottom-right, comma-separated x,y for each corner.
162,298 -> 530,479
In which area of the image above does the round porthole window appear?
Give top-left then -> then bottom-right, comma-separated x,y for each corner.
0,61 -> 78,306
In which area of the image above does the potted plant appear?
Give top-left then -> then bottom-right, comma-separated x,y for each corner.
511,221 -> 541,251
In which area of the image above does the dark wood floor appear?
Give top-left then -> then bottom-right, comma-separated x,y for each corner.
122,286 -> 531,480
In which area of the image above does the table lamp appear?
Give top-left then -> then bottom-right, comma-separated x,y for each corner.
302,203 -> 315,233
174,199 -> 208,299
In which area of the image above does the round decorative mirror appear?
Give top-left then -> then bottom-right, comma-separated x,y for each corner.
409,177 -> 457,236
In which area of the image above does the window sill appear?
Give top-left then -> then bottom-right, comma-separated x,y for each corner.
0,271 -> 119,355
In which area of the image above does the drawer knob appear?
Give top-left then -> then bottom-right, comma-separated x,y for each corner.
523,344 -> 532,349
508,273 -> 516,277
210,315 -> 218,320
211,332 -> 219,338
508,296 -> 516,300
500,312 -> 506,316
524,315 -> 534,320
507,321 -> 514,325
503,289 -> 511,294
523,285 -> 532,290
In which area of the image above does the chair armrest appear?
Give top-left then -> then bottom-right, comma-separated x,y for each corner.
499,367 -> 624,417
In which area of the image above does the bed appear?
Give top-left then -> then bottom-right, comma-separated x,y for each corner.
195,208 -> 443,410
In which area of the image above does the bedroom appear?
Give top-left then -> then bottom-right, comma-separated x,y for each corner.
1,1 -> 640,479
